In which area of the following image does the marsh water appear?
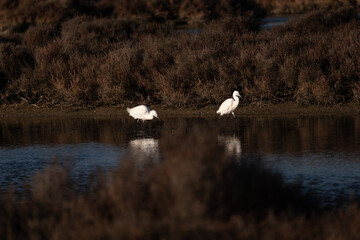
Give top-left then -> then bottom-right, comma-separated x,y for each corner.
1,115 -> 360,206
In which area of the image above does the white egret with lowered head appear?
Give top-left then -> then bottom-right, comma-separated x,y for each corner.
127,105 -> 159,122
216,91 -> 242,117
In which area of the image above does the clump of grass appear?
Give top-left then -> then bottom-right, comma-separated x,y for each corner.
22,23 -> 60,48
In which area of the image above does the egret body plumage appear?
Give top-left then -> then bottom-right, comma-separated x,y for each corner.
216,91 -> 242,117
127,105 -> 159,122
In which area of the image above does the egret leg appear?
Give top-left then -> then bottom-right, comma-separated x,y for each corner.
232,112 -> 235,118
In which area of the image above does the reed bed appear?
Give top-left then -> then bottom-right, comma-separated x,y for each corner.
0,2 -> 359,108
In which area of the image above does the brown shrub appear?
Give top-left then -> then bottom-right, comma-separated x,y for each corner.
1,6 -> 360,107
0,44 -> 34,80
275,7 -> 357,35
0,44 -> 34,103
0,0 -> 114,29
5,38 -> 103,105
352,82 -> 360,102
61,16 -> 136,44
311,75 -> 336,105
22,23 -> 60,47
0,0 -> 265,30
255,0 -> 358,14
110,0 -> 265,23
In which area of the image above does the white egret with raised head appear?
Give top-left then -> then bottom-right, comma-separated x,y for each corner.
216,91 -> 242,117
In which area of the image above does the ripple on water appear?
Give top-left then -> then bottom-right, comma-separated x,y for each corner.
0,143 -> 126,189
262,152 -> 360,205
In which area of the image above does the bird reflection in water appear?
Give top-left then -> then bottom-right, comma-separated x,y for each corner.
128,138 -> 160,170
217,135 -> 242,160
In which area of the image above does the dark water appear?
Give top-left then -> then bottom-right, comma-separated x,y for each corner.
1,116 -> 360,205
260,15 -> 295,30
260,13 -> 360,30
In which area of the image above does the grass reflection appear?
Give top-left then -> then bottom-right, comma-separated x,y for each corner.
2,126 -> 360,239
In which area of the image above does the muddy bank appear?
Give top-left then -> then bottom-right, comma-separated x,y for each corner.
0,103 -> 360,120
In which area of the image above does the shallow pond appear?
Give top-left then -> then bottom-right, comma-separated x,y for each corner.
1,115 -> 360,206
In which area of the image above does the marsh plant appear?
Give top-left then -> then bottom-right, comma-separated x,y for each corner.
0,4 -> 359,108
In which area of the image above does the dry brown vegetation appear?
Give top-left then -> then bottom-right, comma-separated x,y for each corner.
0,0 -> 264,28
0,0 -> 355,25
256,0 -> 358,14
0,127 -> 360,239
0,1 -> 359,108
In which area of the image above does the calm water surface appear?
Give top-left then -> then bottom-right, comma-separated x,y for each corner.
1,116 -> 360,205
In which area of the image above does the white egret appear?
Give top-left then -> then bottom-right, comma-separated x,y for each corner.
127,105 -> 159,122
216,91 -> 242,117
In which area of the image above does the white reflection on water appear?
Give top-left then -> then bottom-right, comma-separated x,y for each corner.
217,135 -> 242,160
128,138 -> 160,169
1,115 -> 360,205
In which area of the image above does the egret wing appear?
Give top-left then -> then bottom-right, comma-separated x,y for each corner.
217,98 -> 233,114
128,105 -> 150,118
